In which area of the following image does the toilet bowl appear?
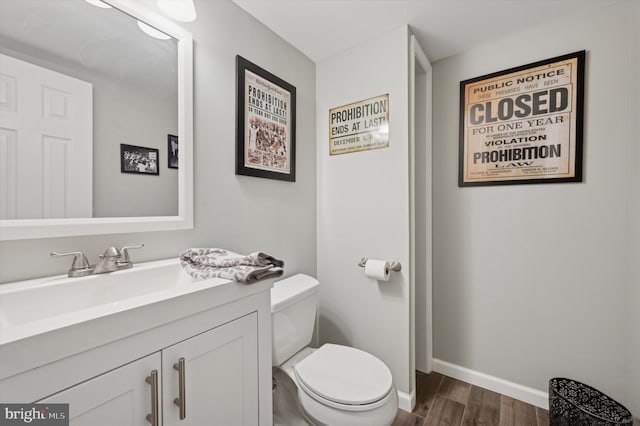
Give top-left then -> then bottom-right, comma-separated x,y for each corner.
271,274 -> 398,426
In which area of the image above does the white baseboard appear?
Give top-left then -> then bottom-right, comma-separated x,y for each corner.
397,389 -> 415,413
432,359 -> 549,409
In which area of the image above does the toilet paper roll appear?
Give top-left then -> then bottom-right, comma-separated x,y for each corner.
364,259 -> 390,281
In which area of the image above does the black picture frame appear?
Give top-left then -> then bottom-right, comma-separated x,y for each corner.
167,134 -> 179,169
459,50 -> 585,187
236,55 -> 296,182
120,144 -> 159,175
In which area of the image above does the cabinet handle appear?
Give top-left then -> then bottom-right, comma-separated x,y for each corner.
173,357 -> 186,420
145,370 -> 159,426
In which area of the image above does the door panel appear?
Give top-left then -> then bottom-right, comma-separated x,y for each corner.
0,53 -> 92,219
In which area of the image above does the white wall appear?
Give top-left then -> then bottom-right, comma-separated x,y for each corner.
627,0 -> 640,418
0,0 -> 316,283
432,0 -> 635,409
316,26 -> 412,402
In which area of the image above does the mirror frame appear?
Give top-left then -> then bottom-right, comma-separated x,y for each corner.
0,0 -> 193,241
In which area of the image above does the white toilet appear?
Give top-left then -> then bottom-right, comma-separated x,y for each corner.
271,274 -> 398,426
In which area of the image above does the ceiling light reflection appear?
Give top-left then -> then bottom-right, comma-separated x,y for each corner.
85,0 -> 112,8
137,21 -> 172,40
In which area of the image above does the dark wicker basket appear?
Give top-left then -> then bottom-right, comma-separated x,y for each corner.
549,378 -> 633,426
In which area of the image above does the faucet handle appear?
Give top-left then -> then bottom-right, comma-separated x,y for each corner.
120,243 -> 144,261
118,243 -> 144,269
51,251 -> 94,277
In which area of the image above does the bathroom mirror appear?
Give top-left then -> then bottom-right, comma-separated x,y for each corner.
0,0 -> 193,240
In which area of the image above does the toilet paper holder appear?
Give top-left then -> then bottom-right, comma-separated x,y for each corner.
358,257 -> 402,272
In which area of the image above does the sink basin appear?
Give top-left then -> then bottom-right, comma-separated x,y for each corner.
0,256 -> 275,385
0,258 -> 229,345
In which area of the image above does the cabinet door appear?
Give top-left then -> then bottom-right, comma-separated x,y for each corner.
163,313 -> 259,426
39,353 -> 161,426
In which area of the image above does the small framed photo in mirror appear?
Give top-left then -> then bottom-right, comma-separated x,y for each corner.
120,144 -> 159,175
168,134 -> 179,169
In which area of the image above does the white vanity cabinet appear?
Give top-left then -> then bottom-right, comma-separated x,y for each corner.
38,313 -> 260,426
0,268 -> 274,426
40,353 -> 161,426
162,313 -> 258,426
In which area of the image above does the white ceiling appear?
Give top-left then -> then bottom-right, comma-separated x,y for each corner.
232,0 -> 614,63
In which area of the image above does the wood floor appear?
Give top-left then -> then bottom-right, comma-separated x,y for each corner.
392,371 -> 549,426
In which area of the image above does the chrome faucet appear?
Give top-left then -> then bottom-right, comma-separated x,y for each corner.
52,244 -> 144,277
94,246 -> 121,274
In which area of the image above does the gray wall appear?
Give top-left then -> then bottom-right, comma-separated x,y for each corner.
0,0 -> 316,283
628,0 -> 640,418
432,0 -> 636,410
93,77 -> 178,218
316,26 -> 413,400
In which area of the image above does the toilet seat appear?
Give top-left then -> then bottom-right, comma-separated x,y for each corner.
293,344 -> 394,411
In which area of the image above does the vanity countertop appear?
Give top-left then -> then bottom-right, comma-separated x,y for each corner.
0,257 -> 274,380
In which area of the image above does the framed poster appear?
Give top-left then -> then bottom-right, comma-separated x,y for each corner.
168,134 -> 178,169
459,50 -> 585,187
236,55 -> 296,182
120,144 -> 159,175
329,94 -> 389,156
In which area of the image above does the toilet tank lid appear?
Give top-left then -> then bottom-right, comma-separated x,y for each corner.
271,273 -> 319,313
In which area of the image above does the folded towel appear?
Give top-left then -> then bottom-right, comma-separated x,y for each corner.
180,248 -> 284,284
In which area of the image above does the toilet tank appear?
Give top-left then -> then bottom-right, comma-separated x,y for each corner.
271,274 -> 319,366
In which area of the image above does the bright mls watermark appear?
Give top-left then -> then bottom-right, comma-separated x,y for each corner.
0,404 -> 68,425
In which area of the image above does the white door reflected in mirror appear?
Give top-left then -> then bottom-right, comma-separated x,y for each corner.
0,54 -> 93,220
